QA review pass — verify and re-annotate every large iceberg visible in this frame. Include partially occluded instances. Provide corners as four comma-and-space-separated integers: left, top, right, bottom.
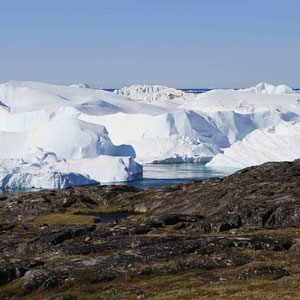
240, 82, 294, 95
78, 110, 226, 163
182, 88, 299, 114
0, 117, 137, 160
0, 150, 142, 189
208, 122, 300, 168
0, 80, 299, 190
114, 84, 196, 102
70, 83, 90, 88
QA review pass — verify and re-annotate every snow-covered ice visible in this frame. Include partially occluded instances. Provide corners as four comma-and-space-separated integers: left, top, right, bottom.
0, 80, 299, 189
70, 83, 90, 88
0, 149, 142, 189
114, 84, 196, 102
208, 122, 300, 168
240, 82, 294, 95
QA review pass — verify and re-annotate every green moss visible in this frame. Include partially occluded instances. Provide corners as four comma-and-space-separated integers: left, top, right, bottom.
1, 267, 300, 300
25, 212, 98, 225
0, 281, 27, 300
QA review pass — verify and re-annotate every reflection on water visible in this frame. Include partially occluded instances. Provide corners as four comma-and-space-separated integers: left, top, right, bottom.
101, 163, 238, 190
0, 163, 238, 194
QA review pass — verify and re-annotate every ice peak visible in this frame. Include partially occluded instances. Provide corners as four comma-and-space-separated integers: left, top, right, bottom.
114, 84, 195, 102
240, 82, 294, 95
70, 83, 90, 88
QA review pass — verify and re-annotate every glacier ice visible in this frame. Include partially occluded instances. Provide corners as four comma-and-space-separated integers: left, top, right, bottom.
240, 82, 294, 95
114, 84, 196, 102
0, 149, 142, 189
0, 80, 299, 189
208, 122, 300, 168
70, 83, 90, 88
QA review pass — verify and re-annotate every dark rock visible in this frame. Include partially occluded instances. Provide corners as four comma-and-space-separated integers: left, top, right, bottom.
23, 267, 69, 291
134, 159, 300, 233
0, 265, 26, 285
91, 273, 116, 283
0, 259, 43, 285
49, 295, 78, 300
22, 225, 96, 254
152, 214, 204, 226
0, 159, 299, 298
221, 251, 253, 267
238, 266, 290, 280
106, 287, 120, 295
230, 235, 292, 251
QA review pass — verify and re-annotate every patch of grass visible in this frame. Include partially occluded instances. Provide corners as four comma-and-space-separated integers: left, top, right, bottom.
241, 227, 300, 237
71, 269, 102, 285
4, 216, 300, 299
68, 200, 134, 214
196, 275, 300, 300
135, 190, 158, 201
25, 212, 98, 225
22, 197, 145, 225
0, 280, 28, 300
2, 267, 300, 300
45, 292, 78, 300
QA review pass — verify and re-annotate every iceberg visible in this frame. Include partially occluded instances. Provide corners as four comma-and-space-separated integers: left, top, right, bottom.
240, 82, 294, 95
0, 79, 299, 189
0, 118, 137, 160
182, 88, 300, 115
207, 122, 300, 168
0, 150, 142, 190
70, 83, 90, 88
78, 107, 299, 164
78, 110, 226, 163
114, 84, 196, 102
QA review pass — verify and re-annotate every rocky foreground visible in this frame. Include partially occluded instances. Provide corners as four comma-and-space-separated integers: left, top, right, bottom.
0, 159, 300, 299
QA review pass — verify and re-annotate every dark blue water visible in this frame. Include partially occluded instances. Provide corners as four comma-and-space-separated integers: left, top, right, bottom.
100, 163, 237, 190
104, 88, 212, 94
0, 163, 237, 194
179, 88, 212, 94
104, 88, 300, 94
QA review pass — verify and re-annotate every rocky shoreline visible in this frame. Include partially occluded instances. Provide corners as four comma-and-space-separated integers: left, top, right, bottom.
0, 159, 300, 299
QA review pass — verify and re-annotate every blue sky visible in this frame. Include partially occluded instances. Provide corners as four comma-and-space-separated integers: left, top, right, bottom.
0, 0, 299, 88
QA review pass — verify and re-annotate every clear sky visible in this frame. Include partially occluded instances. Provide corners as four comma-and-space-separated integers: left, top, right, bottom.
0, 0, 299, 88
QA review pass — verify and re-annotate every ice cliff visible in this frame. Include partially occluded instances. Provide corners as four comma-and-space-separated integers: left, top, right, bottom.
0, 80, 299, 189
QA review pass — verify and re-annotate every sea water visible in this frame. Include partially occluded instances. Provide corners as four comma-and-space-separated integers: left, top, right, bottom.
0, 163, 237, 194
100, 163, 237, 190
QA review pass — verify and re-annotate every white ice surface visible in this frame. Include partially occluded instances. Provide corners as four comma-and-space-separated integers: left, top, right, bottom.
0, 80, 299, 189
114, 84, 196, 102
0, 150, 142, 189
208, 122, 300, 168
240, 82, 294, 95
181, 89, 300, 115
69, 83, 90, 89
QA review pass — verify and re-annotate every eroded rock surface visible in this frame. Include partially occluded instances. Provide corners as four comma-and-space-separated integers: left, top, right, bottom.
238, 266, 290, 280
0, 159, 299, 297
135, 159, 300, 233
